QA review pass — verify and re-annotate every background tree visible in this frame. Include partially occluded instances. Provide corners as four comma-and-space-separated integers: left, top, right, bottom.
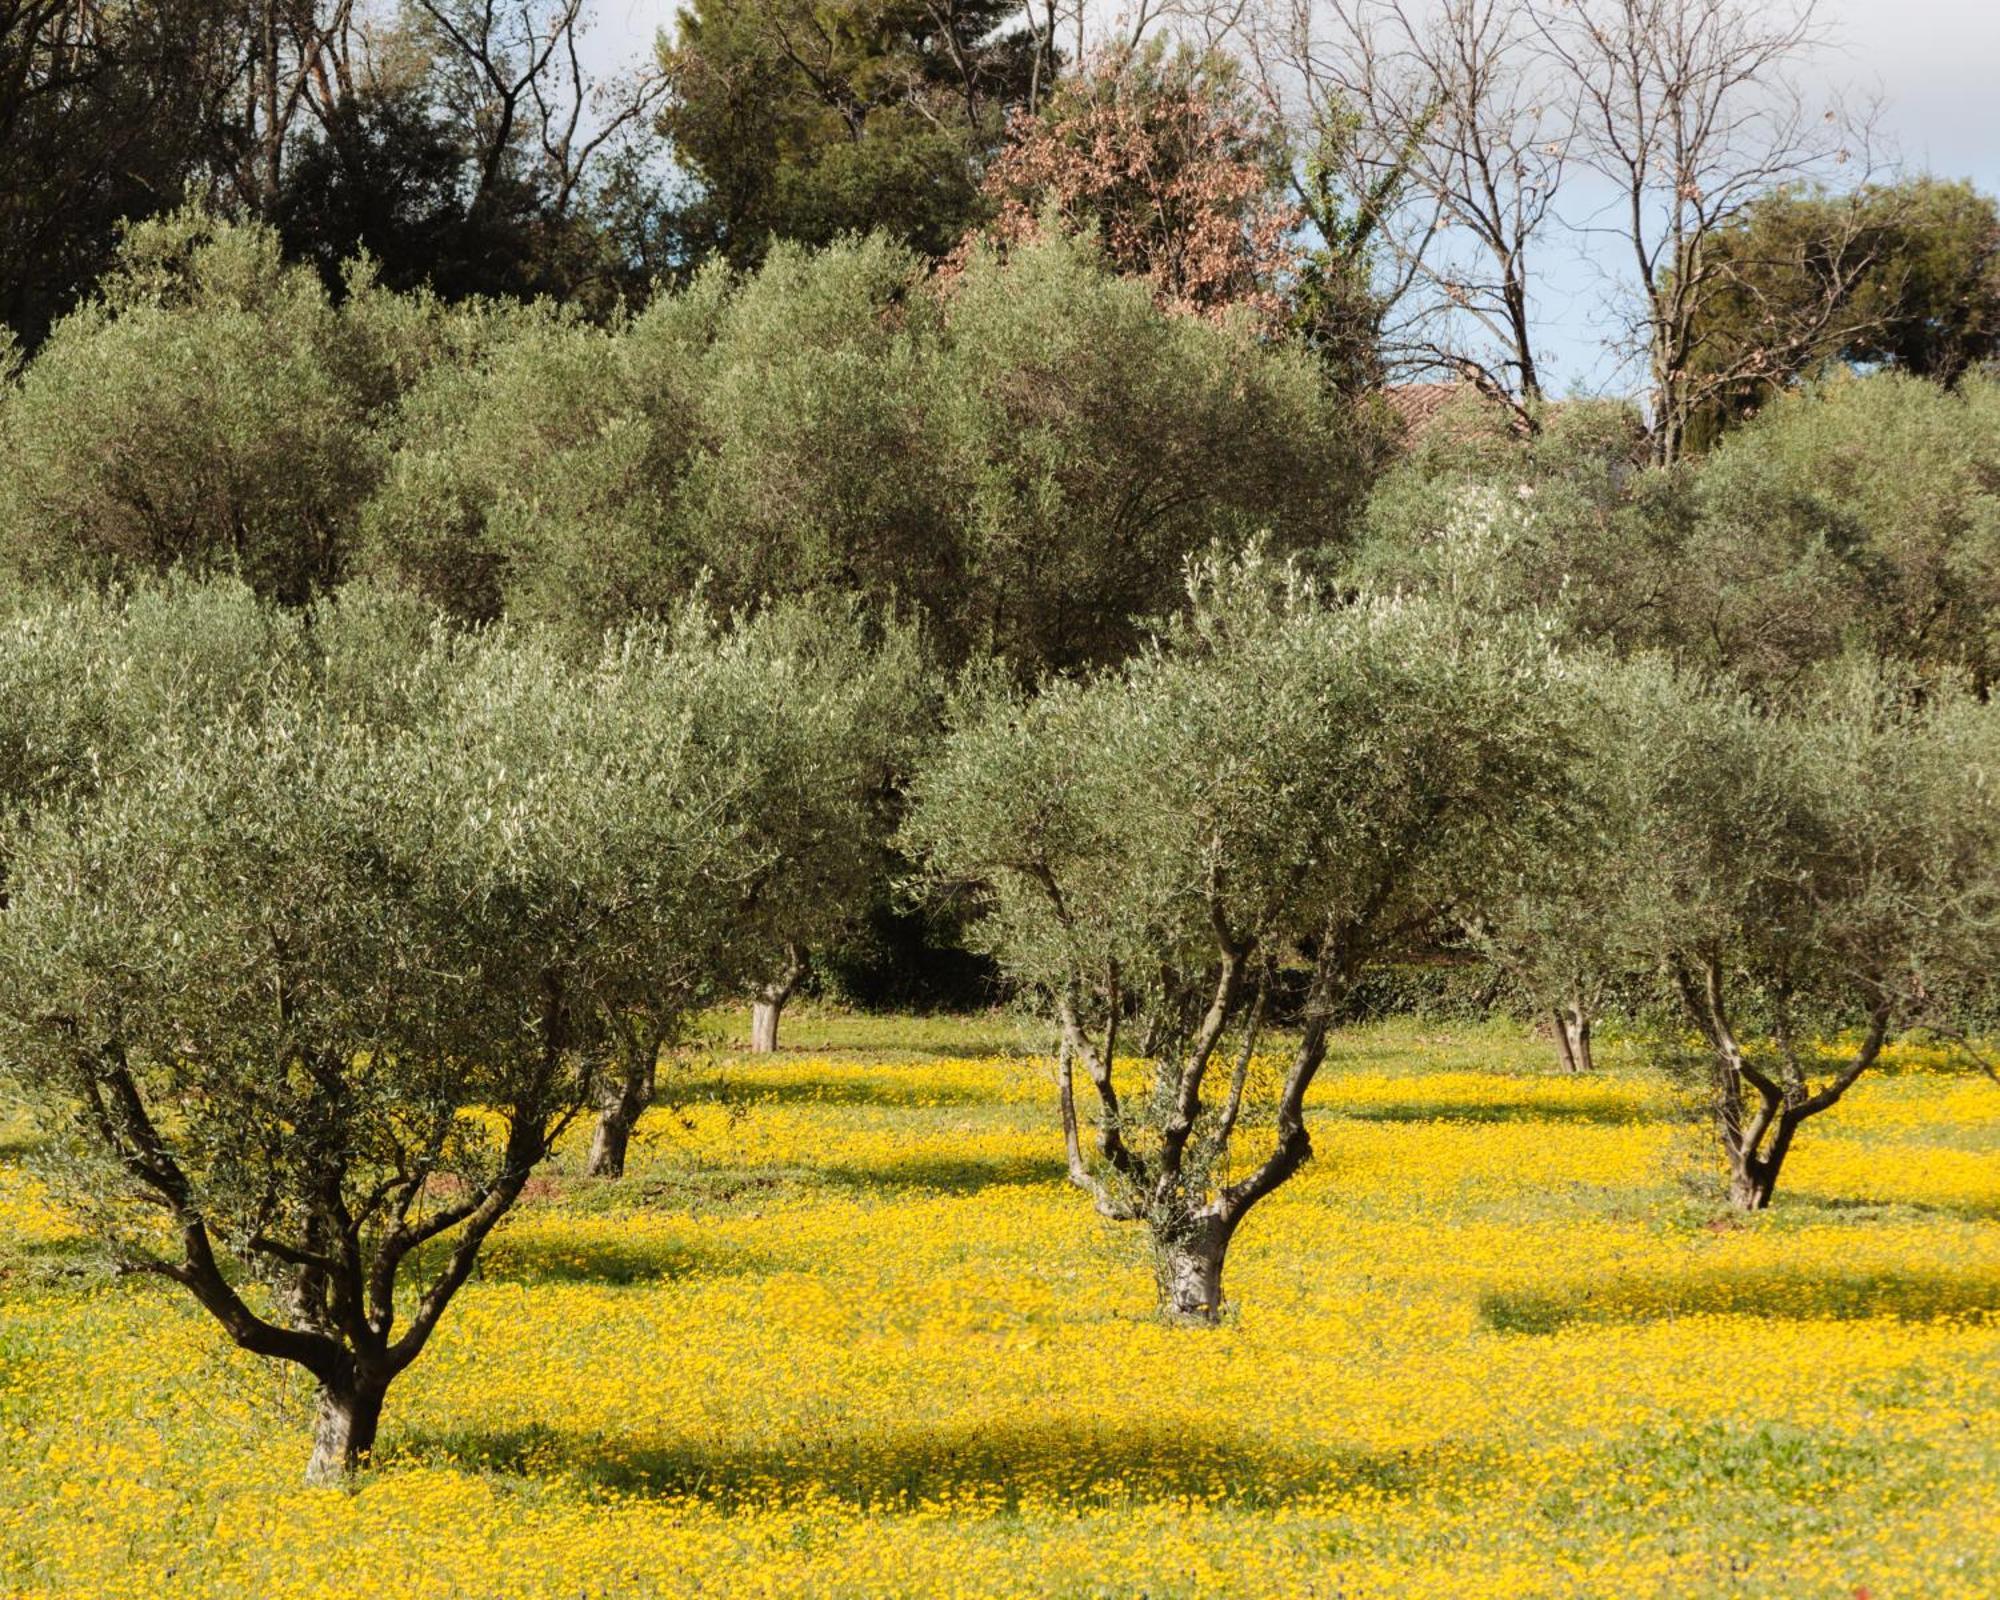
672, 234, 962, 632
1690, 373, 2000, 692
1683, 177, 2000, 445
0, 211, 444, 604
658, 0, 1038, 268
1352, 372, 2000, 699
931, 229, 1371, 671
1248, 0, 1568, 415
974, 40, 1301, 326
0, 0, 242, 349
358, 293, 708, 632
730, 603, 931, 1058
903, 551, 1571, 1319
1531, 0, 1869, 464
580, 599, 930, 1174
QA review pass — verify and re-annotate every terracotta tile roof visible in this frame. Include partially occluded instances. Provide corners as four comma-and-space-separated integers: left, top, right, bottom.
1380, 382, 1470, 435
1379, 381, 1531, 447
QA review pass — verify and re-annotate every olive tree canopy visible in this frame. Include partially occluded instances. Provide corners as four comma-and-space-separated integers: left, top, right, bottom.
904, 551, 1572, 1318
0, 597, 784, 1482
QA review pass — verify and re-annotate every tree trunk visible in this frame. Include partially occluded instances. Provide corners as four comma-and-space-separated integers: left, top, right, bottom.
585, 1053, 655, 1179
748, 945, 807, 1055
1551, 1009, 1577, 1074
1553, 1003, 1594, 1074
305, 1376, 385, 1486
749, 995, 783, 1054
585, 1107, 632, 1179
1726, 1163, 1773, 1210
1154, 1212, 1233, 1325
1725, 1112, 1799, 1211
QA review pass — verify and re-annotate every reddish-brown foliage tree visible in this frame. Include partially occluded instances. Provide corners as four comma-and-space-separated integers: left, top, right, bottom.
969, 43, 1300, 326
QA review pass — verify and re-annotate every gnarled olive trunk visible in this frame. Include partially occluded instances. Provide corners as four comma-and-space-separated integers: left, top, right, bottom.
1722, 1108, 1800, 1211
1153, 1211, 1236, 1324
585, 1105, 633, 1178
305, 1373, 388, 1486
748, 944, 807, 1055
1674, 958, 1890, 1213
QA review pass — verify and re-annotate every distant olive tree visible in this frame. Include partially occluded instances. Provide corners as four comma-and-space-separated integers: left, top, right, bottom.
1352, 374, 2000, 702
933, 230, 1374, 673
0, 212, 441, 604
904, 551, 1570, 1319
1467, 657, 1646, 1074
730, 603, 931, 1058
1692, 374, 2000, 693
1562, 656, 2000, 1208
0, 603, 773, 1482
358, 226, 1369, 683
581, 599, 929, 1173
359, 289, 716, 635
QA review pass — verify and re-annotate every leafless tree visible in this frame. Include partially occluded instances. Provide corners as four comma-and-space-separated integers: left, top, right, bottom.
412, 0, 666, 223
1529, 0, 1874, 462
1245, 0, 1570, 420
225, 0, 373, 216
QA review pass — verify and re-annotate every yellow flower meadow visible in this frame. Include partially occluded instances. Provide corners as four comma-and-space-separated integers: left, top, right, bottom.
1, 1022, 1995, 1599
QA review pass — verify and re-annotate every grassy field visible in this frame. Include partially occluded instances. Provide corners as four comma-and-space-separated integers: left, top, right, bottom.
2, 1012, 1997, 1598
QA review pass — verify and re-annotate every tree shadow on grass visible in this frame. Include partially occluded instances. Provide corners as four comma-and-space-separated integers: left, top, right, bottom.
1481, 1264, 2000, 1334
1786, 1190, 2000, 1225
390, 1415, 1472, 1515
1324, 1098, 1665, 1128
478, 1233, 776, 1288
677, 1074, 1009, 1112
819, 1152, 1066, 1198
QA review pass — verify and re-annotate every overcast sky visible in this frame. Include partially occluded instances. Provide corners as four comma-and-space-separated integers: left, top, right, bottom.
1821, 0, 2000, 189
593, 0, 2000, 394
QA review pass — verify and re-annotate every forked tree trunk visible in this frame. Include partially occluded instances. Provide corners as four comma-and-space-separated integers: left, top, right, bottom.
1154, 1211, 1235, 1324
585, 1052, 656, 1179
305, 1375, 386, 1486
1552, 1002, 1594, 1074
1723, 1109, 1801, 1211
748, 945, 807, 1055
1726, 1160, 1774, 1211
1672, 958, 1892, 1215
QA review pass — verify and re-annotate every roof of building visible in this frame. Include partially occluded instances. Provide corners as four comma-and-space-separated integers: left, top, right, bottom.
1380, 382, 1471, 435
1379, 381, 1533, 447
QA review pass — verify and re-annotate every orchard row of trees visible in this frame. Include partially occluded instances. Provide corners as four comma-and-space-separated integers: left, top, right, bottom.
0, 211, 1365, 664
4, 0, 2000, 1491
8, 0, 2000, 454
4, 537, 1997, 1478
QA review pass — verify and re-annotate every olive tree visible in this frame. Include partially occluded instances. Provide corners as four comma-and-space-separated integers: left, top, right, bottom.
359, 291, 716, 636
677, 228, 1373, 676
903, 552, 1571, 1319
1691, 374, 2000, 692
728, 603, 930, 1058
0, 212, 437, 604
0, 620, 767, 1483
0, 580, 305, 876
580, 599, 929, 1172
1584, 657, 1999, 1208
932, 230, 1374, 674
